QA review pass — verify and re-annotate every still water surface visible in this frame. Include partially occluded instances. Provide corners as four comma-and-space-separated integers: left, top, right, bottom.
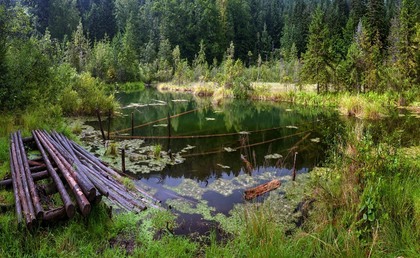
87, 90, 342, 214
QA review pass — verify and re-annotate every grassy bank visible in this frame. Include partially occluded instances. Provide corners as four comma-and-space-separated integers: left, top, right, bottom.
0, 90, 419, 257
205, 122, 420, 257
157, 81, 420, 120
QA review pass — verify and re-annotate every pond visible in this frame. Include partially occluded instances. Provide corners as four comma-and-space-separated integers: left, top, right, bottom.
84, 89, 343, 233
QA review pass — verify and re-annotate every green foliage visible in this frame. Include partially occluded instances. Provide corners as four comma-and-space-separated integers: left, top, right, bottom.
301, 6, 333, 93
153, 144, 162, 159
66, 21, 91, 73
48, 0, 80, 40
57, 69, 117, 115
106, 142, 118, 156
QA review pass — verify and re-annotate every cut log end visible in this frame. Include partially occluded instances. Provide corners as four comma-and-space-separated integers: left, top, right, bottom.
66, 204, 76, 219
80, 204, 92, 217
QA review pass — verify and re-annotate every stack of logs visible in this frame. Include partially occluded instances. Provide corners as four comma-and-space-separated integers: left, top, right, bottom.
4, 130, 159, 228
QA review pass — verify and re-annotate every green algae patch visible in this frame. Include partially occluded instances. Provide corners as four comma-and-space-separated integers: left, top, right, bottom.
165, 173, 313, 235
76, 125, 188, 174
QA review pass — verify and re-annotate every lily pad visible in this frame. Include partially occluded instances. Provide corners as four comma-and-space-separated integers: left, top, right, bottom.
217, 164, 230, 169
224, 147, 236, 153
153, 124, 168, 127
264, 153, 283, 160
123, 103, 147, 109
184, 145, 196, 150
310, 138, 321, 143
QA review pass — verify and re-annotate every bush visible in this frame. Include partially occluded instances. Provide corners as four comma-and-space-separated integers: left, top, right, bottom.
57, 71, 117, 115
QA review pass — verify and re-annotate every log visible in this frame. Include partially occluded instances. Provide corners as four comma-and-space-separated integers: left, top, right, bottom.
28, 160, 44, 167
30, 164, 47, 173
9, 137, 22, 225
43, 207, 67, 221
17, 131, 44, 219
11, 133, 35, 227
34, 130, 90, 216
32, 131, 75, 219
0, 170, 49, 188
71, 142, 160, 204
22, 136, 34, 143
244, 179, 281, 200
47, 132, 96, 201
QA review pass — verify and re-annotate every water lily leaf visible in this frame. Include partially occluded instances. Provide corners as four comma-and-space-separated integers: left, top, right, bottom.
264, 153, 283, 160
184, 145, 196, 150
151, 99, 167, 104
310, 138, 320, 143
224, 147, 236, 152
217, 163, 230, 169
123, 103, 147, 109
148, 103, 166, 106
153, 124, 168, 127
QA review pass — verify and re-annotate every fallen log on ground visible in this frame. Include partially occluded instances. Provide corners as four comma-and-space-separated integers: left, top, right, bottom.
244, 179, 281, 200
33, 131, 75, 219
0, 170, 49, 188
5, 129, 160, 228
16, 131, 43, 219
9, 138, 22, 225
10, 132, 36, 228
34, 130, 91, 216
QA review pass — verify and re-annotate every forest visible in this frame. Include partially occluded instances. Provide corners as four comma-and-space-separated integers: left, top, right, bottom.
1, 0, 419, 113
0, 1, 420, 257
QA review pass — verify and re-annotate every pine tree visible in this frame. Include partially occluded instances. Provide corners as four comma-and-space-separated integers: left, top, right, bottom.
193, 40, 209, 81
0, 6, 9, 109
301, 7, 332, 93
397, 0, 419, 87
280, 0, 310, 58
366, 0, 387, 47
48, 0, 80, 40
66, 21, 90, 72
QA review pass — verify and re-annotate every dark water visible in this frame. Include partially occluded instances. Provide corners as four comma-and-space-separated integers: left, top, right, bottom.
88, 90, 340, 196
85, 89, 357, 234
86, 89, 420, 234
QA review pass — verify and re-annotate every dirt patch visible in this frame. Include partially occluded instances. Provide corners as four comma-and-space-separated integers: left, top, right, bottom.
108, 231, 137, 255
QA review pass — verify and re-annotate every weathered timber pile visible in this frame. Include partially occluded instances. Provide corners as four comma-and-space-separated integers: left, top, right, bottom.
4, 130, 159, 228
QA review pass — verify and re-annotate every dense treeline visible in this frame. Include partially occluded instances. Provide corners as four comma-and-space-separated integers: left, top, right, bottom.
0, 0, 419, 111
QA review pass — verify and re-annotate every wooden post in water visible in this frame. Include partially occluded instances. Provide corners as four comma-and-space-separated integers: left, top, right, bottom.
121, 148, 126, 174
167, 112, 171, 138
107, 109, 112, 140
292, 152, 298, 181
96, 109, 106, 141
131, 112, 134, 136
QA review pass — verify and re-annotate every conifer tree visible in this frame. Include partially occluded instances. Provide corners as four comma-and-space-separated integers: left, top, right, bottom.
0, 6, 9, 109
301, 7, 332, 93
397, 0, 419, 87
66, 21, 90, 72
